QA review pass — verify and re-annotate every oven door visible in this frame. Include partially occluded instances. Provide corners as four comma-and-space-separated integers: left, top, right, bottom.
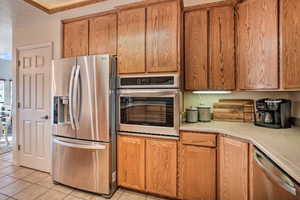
117, 89, 181, 136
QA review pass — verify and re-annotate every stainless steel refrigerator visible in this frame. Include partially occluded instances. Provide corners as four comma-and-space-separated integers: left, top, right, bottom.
51, 55, 117, 196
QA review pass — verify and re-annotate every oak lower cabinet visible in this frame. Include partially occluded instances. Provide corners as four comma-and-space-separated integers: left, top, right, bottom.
219, 136, 249, 200
179, 145, 216, 200
146, 139, 177, 198
280, 0, 300, 89
184, 6, 235, 91
117, 135, 177, 198
117, 135, 145, 191
179, 132, 217, 200
63, 20, 89, 58
237, 0, 278, 90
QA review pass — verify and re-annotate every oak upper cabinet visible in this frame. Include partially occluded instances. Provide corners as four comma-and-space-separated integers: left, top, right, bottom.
237, 0, 278, 90
63, 20, 89, 58
185, 10, 209, 90
210, 6, 235, 90
280, 0, 300, 89
117, 135, 145, 191
184, 6, 235, 91
146, 139, 177, 198
118, 8, 146, 74
89, 14, 117, 55
179, 143, 216, 200
219, 136, 249, 200
147, 1, 179, 73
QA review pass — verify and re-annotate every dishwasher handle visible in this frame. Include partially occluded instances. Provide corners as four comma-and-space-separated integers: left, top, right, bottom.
254, 150, 297, 196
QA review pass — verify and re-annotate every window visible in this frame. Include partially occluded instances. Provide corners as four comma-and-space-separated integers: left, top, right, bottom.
0, 80, 4, 103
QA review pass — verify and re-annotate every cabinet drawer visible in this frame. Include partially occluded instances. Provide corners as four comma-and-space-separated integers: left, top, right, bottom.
181, 132, 217, 147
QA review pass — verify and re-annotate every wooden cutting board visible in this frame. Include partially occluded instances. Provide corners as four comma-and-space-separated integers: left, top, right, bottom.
213, 99, 254, 122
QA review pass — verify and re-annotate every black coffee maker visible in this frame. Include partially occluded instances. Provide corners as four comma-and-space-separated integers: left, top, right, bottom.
255, 98, 292, 129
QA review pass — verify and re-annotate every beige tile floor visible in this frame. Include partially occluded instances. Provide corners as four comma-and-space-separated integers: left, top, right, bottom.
0, 152, 169, 200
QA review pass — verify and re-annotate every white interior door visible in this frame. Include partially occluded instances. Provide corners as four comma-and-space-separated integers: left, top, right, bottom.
18, 44, 52, 172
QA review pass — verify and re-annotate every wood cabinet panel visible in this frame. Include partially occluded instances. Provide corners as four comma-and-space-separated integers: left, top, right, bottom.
146, 138, 177, 198
219, 136, 249, 200
118, 8, 146, 74
184, 10, 209, 90
210, 6, 235, 90
147, 1, 178, 73
237, 0, 278, 90
89, 14, 117, 55
179, 144, 216, 200
117, 135, 145, 190
280, 0, 300, 89
63, 20, 89, 58
181, 132, 216, 147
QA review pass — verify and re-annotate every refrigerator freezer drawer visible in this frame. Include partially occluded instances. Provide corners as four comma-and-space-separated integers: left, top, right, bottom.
52, 137, 113, 195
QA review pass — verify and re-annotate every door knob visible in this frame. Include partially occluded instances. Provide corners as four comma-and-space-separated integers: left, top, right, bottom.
41, 115, 49, 120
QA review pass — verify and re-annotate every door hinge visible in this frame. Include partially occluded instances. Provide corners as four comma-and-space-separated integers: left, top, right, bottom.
18, 60, 21, 67
17, 102, 21, 108
18, 145, 21, 151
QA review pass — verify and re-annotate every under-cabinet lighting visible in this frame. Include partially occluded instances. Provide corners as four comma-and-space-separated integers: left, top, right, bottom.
192, 91, 232, 94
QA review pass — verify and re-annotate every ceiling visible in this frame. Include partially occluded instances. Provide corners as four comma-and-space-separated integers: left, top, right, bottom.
0, 0, 222, 61
24, 0, 108, 13
30, 0, 99, 9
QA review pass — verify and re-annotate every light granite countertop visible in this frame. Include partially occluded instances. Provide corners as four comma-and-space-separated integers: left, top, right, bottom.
180, 121, 300, 184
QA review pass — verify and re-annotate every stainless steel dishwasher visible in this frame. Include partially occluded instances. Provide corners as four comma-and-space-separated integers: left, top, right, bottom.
252, 147, 300, 200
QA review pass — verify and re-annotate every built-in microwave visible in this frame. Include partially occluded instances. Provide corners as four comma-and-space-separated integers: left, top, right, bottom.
117, 74, 181, 137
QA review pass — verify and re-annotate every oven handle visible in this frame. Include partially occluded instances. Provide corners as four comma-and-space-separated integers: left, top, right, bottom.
254, 150, 297, 196
118, 90, 180, 97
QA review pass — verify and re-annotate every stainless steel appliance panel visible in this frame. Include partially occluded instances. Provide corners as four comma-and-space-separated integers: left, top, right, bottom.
52, 137, 112, 195
52, 58, 77, 138
252, 148, 299, 200
75, 55, 115, 142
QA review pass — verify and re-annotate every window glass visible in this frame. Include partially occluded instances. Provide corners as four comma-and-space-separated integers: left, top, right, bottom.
0, 80, 4, 103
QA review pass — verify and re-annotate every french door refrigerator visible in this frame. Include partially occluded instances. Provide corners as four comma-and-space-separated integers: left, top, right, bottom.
51, 55, 117, 196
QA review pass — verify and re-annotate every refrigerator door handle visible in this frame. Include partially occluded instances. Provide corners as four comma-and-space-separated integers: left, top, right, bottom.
68, 65, 77, 130
53, 138, 106, 150
73, 65, 81, 130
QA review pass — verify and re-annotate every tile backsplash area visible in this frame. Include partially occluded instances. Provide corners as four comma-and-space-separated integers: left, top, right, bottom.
184, 91, 300, 119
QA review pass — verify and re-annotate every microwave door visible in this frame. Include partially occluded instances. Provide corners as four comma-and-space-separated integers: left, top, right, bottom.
52, 57, 77, 138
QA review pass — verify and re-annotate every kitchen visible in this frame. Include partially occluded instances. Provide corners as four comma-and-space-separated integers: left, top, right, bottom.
0, 0, 300, 200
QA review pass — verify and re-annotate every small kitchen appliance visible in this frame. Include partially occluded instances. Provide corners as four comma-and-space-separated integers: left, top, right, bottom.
254, 98, 292, 129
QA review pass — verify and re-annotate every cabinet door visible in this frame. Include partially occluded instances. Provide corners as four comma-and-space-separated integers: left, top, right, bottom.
63, 20, 89, 58
89, 14, 117, 55
210, 6, 235, 90
146, 139, 177, 198
180, 145, 216, 200
147, 1, 178, 73
280, 0, 300, 89
185, 10, 209, 90
237, 0, 278, 90
117, 135, 145, 190
118, 8, 146, 74
219, 136, 249, 200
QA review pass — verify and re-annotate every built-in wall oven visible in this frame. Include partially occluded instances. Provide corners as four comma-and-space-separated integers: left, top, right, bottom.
117, 74, 181, 137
